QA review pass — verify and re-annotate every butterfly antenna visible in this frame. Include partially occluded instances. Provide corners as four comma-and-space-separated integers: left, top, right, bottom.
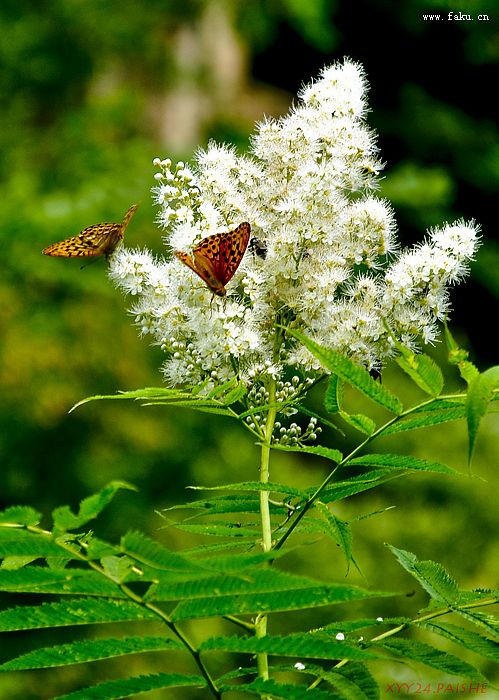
80, 258, 102, 271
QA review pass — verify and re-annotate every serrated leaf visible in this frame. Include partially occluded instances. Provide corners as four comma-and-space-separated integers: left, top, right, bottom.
325, 662, 379, 700
325, 375, 342, 414
0, 635, 183, 671
0, 506, 41, 527
173, 522, 259, 538
201, 632, 384, 661
101, 556, 135, 583
453, 609, 499, 640
147, 569, 332, 603
70, 386, 235, 417
271, 444, 343, 464
416, 621, 499, 662
200, 550, 285, 572
0, 567, 126, 597
318, 470, 402, 503
376, 638, 486, 681
52, 482, 136, 532
289, 331, 403, 414
1, 556, 39, 570
186, 481, 307, 498
444, 323, 479, 384
173, 583, 393, 621
299, 662, 377, 700
0, 530, 67, 558
53, 673, 205, 699
387, 546, 459, 603
381, 404, 466, 436
395, 350, 444, 397
466, 366, 499, 463
315, 502, 353, 569
164, 493, 263, 517
349, 453, 458, 475
120, 531, 205, 573
0, 598, 156, 631
228, 678, 340, 699
340, 411, 376, 435
222, 383, 247, 405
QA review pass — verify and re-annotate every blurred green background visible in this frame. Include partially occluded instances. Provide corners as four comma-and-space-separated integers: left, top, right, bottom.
1, 0, 498, 697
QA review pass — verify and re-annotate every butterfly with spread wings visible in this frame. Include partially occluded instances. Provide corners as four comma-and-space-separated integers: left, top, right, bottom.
175, 222, 251, 297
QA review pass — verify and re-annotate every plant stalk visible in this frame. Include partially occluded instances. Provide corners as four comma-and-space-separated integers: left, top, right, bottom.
255, 378, 277, 685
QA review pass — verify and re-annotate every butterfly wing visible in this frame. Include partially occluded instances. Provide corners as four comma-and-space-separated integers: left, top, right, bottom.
175, 247, 226, 296
175, 222, 250, 296
217, 222, 251, 285
42, 204, 138, 258
42, 223, 122, 257
192, 222, 251, 284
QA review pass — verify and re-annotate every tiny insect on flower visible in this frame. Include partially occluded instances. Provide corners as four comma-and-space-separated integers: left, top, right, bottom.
174, 222, 250, 297
42, 204, 138, 259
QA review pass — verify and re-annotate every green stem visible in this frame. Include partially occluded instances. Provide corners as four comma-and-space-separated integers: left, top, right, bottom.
273, 393, 465, 551
255, 378, 278, 686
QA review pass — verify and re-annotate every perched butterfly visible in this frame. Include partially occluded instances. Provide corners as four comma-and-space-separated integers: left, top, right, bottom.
175, 222, 251, 297
42, 204, 138, 259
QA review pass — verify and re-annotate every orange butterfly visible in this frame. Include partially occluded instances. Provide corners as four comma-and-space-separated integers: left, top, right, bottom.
175, 222, 251, 297
42, 204, 138, 259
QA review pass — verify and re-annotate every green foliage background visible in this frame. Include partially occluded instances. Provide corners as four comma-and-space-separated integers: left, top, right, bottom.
1, 1, 497, 697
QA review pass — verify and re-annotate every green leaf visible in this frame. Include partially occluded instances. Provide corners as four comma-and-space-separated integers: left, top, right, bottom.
71, 387, 235, 417
376, 638, 486, 681
222, 382, 247, 405
0, 506, 41, 527
349, 453, 458, 475
172, 583, 393, 621
186, 481, 307, 498
270, 444, 343, 464
0, 598, 156, 631
339, 411, 376, 436
395, 350, 444, 397
0, 566, 127, 597
101, 556, 135, 583
0, 530, 67, 559
381, 401, 466, 436
315, 502, 353, 570
444, 323, 480, 385
147, 569, 335, 603
228, 678, 340, 699
318, 470, 402, 503
416, 621, 499, 662
324, 375, 342, 413
387, 546, 460, 603
120, 531, 206, 573
298, 662, 378, 700
453, 610, 499, 640
466, 366, 499, 462
289, 331, 403, 414
53, 673, 205, 699
172, 522, 259, 538
0, 635, 183, 671
201, 632, 384, 661
1, 556, 39, 570
199, 550, 285, 572
52, 482, 136, 532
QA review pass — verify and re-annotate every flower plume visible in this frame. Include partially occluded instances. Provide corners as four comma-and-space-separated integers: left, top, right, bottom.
109, 58, 480, 390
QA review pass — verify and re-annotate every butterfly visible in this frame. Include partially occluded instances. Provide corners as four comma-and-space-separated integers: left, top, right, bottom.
42, 204, 138, 259
175, 222, 251, 297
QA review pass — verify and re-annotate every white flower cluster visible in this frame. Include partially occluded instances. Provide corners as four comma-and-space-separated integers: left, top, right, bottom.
109, 59, 480, 390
